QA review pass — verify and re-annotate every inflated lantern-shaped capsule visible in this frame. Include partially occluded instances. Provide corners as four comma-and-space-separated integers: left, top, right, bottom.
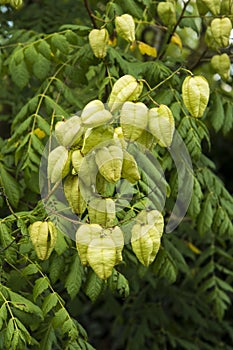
89, 28, 109, 59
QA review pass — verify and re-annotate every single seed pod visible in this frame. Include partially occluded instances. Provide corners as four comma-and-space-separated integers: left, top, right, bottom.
121, 149, 140, 183
87, 236, 117, 279
108, 75, 143, 112
89, 28, 109, 59
48, 146, 70, 183
64, 175, 86, 215
157, 2, 176, 27
205, 18, 232, 49
81, 125, 114, 155
95, 145, 123, 183
29, 221, 57, 260
76, 224, 102, 265
136, 209, 164, 237
131, 224, 161, 267
88, 197, 116, 228
109, 226, 124, 264
120, 101, 148, 141
115, 14, 135, 43
182, 75, 210, 118
81, 100, 112, 128
148, 104, 175, 147
211, 53, 231, 81
55, 116, 84, 147
72, 150, 84, 173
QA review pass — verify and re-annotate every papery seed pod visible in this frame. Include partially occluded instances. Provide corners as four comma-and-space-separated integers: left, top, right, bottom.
78, 152, 98, 190
131, 224, 161, 267
148, 104, 175, 147
81, 100, 112, 128
81, 125, 114, 155
88, 197, 116, 228
182, 75, 210, 118
120, 101, 148, 141
136, 129, 156, 149
205, 18, 232, 49
87, 236, 117, 279
64, 175, 86, 215
198, 0, 220, 15
48, 146, 70, 183
72, 150, 84, 173
95, 145, 123, 183
76, 224, 102, 265
121, 150, 140, 183
29, 221, 57, 260
115, 14, 135, 43
89, 28, 109, 59
108, 75, 143, 112
55, 116, 84, 147
211, 53, 231, 81
136, 209, 164, 237
110, 226, 124, 264
157, 2, 176, 27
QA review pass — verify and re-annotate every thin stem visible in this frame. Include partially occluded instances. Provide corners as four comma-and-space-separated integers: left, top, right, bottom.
84, 0, 97, 28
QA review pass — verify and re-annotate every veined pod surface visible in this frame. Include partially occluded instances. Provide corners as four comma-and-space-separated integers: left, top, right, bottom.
211, 54, 231, 80
198, 0, 220, 15
95, 144, 123, 183
205, 18, 232, 49
81, 100, 112, 128
148, 104, 175, 147
48, 146, 70, 183
136, 209, 164, 237
55, 116, 84, 147
108, 75, 143, 112
64, 175, 86, 215
81, 125, 114, 155
87, 236, 117, 279
89, 28, 109, 59
72, 149, 84, 173
88, 197, 116, 228
121, 149, 141, 183
109, 226, 124, 264
115, 14, 135, 43
182, 75, 210, 118
157, 2, 176, 27
76, 224, 102, 266
78, 152, 98, 190
29, 221, 57, 260
131, 224, 161, 267
120, 101, 148, 141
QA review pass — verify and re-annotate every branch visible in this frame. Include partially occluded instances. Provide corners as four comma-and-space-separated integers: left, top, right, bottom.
84, 0, 97, 28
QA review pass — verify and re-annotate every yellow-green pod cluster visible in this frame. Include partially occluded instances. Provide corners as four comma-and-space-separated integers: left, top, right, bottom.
115, 14, 135, 43
108, 75, 143, 112
182, 75, 210, 118
29, 221, 57, 260
89, 28, 109, 59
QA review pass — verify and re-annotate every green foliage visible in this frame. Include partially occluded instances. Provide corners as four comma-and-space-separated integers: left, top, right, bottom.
0, 0, 233, 349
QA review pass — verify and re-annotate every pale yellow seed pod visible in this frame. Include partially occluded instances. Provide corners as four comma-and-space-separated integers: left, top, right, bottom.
211, 53, 231, 81
95, 145, 123, 183
108, 75, 143, 112
64, 175, 86, 215
115, 14, 135, 43
199, 0, 220, 15
120, 101, 148, 141
108, 226, 124, 264
48, 146, 69, 183
76, 224, 102, 266
29, 221, 57, 260
206, 17, 232, 49
148, 104, 175, 147
157, 2, 176, 27
55, 116, 84, 147
87, 236, 117, 279
88, 197, 116, 228
136, 209, 164, 237
81, 100, 112, 128
182, 75, 210, 118
72, 150, 84, 173
121, 149, 141, 183
89, 28, 109, 59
